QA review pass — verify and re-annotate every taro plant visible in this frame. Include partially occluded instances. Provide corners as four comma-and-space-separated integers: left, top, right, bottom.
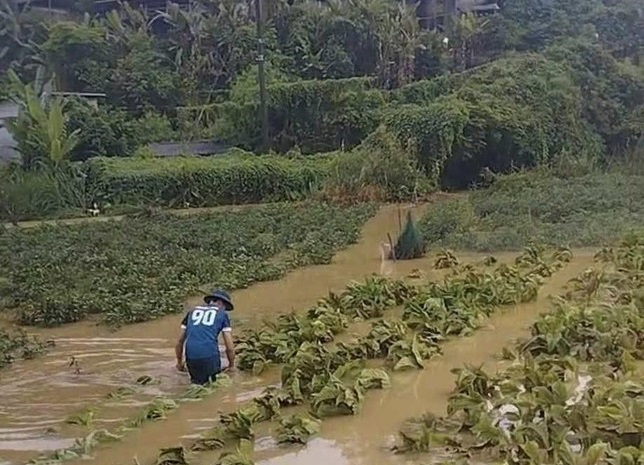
386, 335, 435, 371
392, 234, 644, 463
309, 361, 392, 417
1, 203, 377, 327
0, 328, 47, 369
276, 413, 322, 444
156, 447, 188, 465
434, 250, 459, 269
219, 405, 265, 440
215, 439, 255, 465
5, 70, 80, 170
127, 398, 178, 427
65, 408, 95, 427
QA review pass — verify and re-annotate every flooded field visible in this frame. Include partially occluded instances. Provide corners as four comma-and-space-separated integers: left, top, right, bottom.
0, 203, 599, 465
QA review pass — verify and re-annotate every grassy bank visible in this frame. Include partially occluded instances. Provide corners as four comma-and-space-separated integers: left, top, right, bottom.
0, 202, 377, 327
419, 170, 644, 251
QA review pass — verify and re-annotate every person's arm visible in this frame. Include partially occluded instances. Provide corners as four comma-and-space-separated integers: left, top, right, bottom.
175, 313, 188, 371
221, 313, 235, 370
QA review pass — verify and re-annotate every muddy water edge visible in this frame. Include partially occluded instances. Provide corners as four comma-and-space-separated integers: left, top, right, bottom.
0, 203, 426, 464
63, 249, 596, 465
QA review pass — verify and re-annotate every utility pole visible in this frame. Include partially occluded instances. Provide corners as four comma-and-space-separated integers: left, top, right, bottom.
255, 0, 269, 152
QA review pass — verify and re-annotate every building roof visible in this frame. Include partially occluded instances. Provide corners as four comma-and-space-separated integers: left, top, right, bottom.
149, 140, 231, 157
0, 101, 19, 120
0, 126, 19, 164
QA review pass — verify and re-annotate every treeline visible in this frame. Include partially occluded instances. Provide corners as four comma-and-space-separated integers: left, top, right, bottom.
0, 0, 642, 197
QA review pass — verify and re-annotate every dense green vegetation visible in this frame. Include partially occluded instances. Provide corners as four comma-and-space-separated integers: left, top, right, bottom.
394, 233, 643, 464
1, 0, 642, 212
419, 170, 644, 251
84, 154, 331, 208
0, 202, 376, 327
1, 152, 328, 222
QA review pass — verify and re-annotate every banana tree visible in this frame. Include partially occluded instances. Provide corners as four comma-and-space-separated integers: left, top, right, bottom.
450, 13, 489, 71
5, 70, 79, 170
0, 0, 41, 75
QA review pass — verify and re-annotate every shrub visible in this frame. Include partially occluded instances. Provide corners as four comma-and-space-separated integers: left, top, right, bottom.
0, 164, 95, 222
321, 126, 432, 202
65, 98, 140, 161
419, 170, 644, 251
84, 153, 334, 209
214, 77, 386, 153
387, 54, 605, 189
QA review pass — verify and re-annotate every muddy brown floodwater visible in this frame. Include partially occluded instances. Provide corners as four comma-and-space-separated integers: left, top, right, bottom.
0, 202, 597, 465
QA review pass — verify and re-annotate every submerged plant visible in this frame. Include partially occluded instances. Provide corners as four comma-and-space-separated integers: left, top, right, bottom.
276, 413, 321, 444
386, 335, 434, 371
65, 408, 95, 427
434, 250, 459, 269
220, 405, 265, 440
127, 398, 178, 427
215, 439, 255, 465
156, 447, 188, 465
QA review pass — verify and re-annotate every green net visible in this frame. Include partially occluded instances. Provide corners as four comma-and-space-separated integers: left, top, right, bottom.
393, 211, 425, 260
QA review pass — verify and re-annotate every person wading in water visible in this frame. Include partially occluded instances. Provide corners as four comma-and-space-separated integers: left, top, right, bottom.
175, 289, 235, 385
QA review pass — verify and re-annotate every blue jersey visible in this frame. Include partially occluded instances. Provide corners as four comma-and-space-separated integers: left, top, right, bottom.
181, 304, 232, 360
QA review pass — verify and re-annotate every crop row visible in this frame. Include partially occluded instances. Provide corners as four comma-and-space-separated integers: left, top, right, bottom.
393, 233, 643, 464
145, 246, 572, 465
0, 202, 376, 328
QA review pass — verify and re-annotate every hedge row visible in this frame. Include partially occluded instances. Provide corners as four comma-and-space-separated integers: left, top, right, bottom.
84, 152, 335, 208
186, 77, 385, 154
0, 152, 339, 222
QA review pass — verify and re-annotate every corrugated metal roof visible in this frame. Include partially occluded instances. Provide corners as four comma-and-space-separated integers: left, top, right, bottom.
0, 126, 19, 163
149, 140, 231, 157
0, 102, 19, 120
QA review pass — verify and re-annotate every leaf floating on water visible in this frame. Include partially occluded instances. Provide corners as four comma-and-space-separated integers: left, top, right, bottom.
106, 386, 137, 399
136, 375, 154, 385
276, 413, 321, 444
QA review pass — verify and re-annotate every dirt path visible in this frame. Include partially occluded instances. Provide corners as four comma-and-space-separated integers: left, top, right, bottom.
0, 203, 428, 464
2, 203, 293, 230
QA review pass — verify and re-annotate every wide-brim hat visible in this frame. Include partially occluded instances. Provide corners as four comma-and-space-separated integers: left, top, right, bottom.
204, 289, 234, 311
